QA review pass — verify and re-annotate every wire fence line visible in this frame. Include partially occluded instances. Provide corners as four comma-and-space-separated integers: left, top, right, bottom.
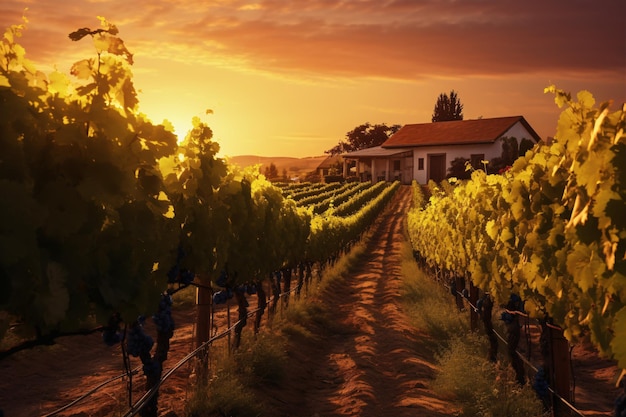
123, 284, 304, 417
446, 281, 587, 417
41, 280, 306, 417
41, 264, 592, 417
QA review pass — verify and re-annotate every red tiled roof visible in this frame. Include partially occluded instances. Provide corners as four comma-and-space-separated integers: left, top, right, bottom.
381, 116, 541, 148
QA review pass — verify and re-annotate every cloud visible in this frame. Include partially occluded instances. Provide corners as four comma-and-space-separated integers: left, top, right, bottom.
2, 0, 624, 82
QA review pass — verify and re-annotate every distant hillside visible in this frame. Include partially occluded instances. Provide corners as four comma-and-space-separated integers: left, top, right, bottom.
226, 155, 329, 179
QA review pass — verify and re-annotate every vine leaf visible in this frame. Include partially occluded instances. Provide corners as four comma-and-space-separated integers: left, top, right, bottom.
612, 307, 626, 368
68, 27, 93, 41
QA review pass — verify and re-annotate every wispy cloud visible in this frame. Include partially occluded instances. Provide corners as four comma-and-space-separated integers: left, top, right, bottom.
3, 0, 624, 80
1, 0, 624, 157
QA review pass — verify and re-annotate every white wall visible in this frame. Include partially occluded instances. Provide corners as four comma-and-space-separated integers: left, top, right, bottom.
411, 143, 498, 184
503, 122, 537, 142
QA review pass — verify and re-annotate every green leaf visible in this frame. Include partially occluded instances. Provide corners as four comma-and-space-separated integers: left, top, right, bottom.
611, 307, 626, 368
576, 90, 596, 109
70, 59, 93, 80
566, 243, 605, 292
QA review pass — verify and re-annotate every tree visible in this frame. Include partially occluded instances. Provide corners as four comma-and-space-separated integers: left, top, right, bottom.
432, 90, 464, 122
447, 157, 472, 180
325, 122, 401, 155
263, 163, 279, 180
488, 136, 524, 174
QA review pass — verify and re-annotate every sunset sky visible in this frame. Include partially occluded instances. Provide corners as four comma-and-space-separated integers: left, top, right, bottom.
1, 1, 625, 158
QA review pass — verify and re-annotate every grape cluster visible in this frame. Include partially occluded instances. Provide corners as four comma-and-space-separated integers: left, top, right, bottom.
475, 297, 484, 314
167, 264, 180, 284
126, 318, 154, 357
212, 289, 233, 305
152, 294, 175, 334
500, 311, 515, 324
501, 293, 525, 323
532, 366, 550, 400
179, 269, 195, 285
243, 284, 257, 295
167, 245, 195, 285
102, 313, 123, 346
216, 269, 229, 287
448, 279, 456, 296
142, 359, 162, 379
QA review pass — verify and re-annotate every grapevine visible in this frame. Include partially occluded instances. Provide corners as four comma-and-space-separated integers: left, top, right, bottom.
0, 16, 403, 416
407, 87, 626, 368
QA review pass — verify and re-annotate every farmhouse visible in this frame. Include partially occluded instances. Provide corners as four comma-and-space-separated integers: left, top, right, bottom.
316, 154, 343, 179
341, 116, 542, 184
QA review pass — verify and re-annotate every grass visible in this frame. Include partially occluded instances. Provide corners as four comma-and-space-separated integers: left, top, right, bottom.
433, 334, 545, 417
186, 332, 286, 416
186, 372, 263, 417
187, 227, 543, 417
233, 332, 287, 386
398, 240, 546, 417
401, 248, 467, 346
184, 239, 371, 416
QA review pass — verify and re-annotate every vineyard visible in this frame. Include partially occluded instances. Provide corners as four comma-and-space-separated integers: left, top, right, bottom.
407, 88, 626, 413
1, 16, 625, 417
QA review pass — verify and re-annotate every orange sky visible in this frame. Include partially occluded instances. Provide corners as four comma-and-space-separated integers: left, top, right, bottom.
1, 1, 625, 158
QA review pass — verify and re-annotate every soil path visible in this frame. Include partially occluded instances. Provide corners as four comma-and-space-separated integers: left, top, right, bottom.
260, 185, 620, 417
263, 185, 455, 416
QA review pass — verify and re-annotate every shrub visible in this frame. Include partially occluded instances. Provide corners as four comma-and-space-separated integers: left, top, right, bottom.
186, 372, 263, 417
434, 334, 545, 417
234, 333, 287, 385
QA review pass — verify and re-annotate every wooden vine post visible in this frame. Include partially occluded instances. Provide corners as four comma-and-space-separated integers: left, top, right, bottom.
195, 279, 212, 382
544, 322, 572, 416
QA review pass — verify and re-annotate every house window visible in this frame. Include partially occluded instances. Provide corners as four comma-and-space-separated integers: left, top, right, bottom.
418, 158, 424, 170
393, 160, 401, 171
470, 154, 485, 170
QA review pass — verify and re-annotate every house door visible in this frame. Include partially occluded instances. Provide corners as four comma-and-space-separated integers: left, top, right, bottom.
428, 154, 446, 183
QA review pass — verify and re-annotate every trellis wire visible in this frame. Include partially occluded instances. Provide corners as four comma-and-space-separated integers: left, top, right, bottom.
449, 284, 586, 417
42, 283, 302, 417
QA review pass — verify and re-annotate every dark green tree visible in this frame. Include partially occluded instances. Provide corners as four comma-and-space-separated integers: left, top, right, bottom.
447, 157, 471, 180
264, 162, 279, 180
325, 122, 401, 155
519, 138, 535, 156
432, 90, 464, 122
489, 137, 526, 174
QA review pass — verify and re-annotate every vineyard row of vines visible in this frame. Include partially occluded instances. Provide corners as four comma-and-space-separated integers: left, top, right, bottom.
406, 90, 625, 410
0, 18, 401, 416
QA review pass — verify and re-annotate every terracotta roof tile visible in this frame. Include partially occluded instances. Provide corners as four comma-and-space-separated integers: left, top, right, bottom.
382, 116, 540, 148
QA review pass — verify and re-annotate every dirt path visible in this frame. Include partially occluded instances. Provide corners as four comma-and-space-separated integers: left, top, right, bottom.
259, 186, 620, 417
262, 186, 455, 417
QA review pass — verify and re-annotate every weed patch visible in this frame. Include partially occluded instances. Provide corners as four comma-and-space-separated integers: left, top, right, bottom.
399, 240, 545, 417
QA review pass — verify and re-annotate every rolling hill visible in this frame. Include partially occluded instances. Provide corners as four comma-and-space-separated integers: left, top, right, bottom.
226, 155, 329, 180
